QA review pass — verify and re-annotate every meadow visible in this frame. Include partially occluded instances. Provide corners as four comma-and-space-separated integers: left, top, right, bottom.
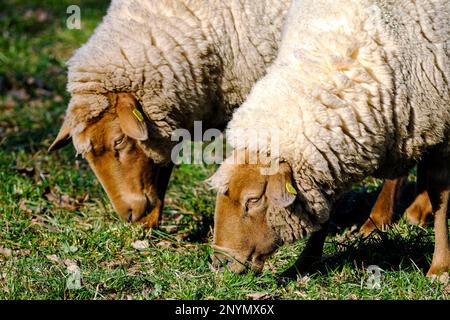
0, 0, 448, 300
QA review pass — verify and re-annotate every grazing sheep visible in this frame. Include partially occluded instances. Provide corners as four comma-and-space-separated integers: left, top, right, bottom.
49, 0, 292, 226
210, 0, 450, 276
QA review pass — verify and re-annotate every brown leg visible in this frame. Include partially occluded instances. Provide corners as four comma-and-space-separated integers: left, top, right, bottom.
281, 222, 329, 277
426, 155, 450, 276
360, 178, 406, 237
405, 161, 433, 226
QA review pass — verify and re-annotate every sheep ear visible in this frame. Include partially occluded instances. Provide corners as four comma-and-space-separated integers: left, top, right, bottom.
266, 162, 296, 208
116, 93, 148, 141
206, 163, 232, 195
48, 119, 72, 152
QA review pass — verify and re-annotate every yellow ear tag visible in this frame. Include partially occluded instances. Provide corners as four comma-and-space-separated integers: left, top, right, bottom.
132, 108, 144, 122
285, 182, 297, 195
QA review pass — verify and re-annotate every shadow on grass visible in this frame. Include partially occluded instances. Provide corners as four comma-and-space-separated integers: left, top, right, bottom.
321, 226, 435, 274
329, 181, 418, 234
276, 181, 439, 278
1, 127, 55, 153
277, 223, 435, 281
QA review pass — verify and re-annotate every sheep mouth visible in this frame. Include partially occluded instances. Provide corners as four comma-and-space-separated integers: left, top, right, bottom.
210, 245, 276, 274
210, 245, 251, 273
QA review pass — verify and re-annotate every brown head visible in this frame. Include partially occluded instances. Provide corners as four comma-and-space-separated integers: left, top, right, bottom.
209, 160, 299, 273
49, 93, 173, 227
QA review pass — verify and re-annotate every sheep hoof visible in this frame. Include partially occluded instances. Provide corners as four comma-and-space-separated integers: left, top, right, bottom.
359, 221, 376, 237
427, 251, 450, 278
359, 218, 390, 237
404, 193, 432, 227
427, 265, 450, 278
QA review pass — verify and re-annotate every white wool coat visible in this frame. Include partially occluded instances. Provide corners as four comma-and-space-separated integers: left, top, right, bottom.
64, 0, 292, 161
222, 0, 450, 239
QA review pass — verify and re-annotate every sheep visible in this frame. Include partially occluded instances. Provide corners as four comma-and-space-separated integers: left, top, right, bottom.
49, 0, 293, 226
209, 0, 450, 276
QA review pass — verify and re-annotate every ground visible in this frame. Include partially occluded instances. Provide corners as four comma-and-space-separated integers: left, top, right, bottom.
0, 0, 449, 300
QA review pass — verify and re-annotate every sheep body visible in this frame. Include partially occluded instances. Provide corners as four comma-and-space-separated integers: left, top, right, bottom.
65, 0, 291, 160
220, 0, 450, 241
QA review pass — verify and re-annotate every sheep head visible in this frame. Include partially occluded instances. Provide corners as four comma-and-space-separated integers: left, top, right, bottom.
49, 92, 172, 228
209, 155, 319, 273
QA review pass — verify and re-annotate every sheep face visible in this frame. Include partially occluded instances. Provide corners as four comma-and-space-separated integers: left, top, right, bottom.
210, 162, 296, 273
49, 93, 172, 228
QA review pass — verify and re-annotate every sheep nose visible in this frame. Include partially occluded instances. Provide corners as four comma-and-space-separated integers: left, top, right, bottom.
118, 195, 149, 222
125, 208, 145, 222
130, 204, 147, 222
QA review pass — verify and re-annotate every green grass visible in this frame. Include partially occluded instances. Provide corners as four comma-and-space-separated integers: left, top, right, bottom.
0, 0, 449, 300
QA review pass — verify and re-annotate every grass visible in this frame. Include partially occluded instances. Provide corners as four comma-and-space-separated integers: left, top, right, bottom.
0, 0, 449, 300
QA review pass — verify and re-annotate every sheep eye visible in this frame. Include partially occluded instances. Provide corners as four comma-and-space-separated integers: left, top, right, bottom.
113, 135, 126, 150
245, 197, 261, 212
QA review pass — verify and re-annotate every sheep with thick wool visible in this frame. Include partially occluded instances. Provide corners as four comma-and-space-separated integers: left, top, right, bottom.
63, 0, 292, 157
50, 0, 292, 225
210, 0, 450, 276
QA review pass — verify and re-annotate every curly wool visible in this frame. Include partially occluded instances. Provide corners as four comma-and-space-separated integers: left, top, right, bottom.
267, 203, 321, 244
221, 0, 450, 243
63, 0, 291, 159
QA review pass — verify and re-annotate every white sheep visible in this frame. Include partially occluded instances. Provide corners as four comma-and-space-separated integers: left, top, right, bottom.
210, 0, 450, 276
49, 0, 292, 226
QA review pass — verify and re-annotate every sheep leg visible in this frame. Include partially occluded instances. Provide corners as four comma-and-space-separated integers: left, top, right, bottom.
426, 155, 450, 276
360, 177, 405, 237
280, 222, 329, 277
405, 161, 432, 226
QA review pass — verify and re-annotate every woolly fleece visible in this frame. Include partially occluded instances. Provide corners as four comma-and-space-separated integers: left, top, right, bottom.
212, 0, 450, 242
63, 0, 291, 161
